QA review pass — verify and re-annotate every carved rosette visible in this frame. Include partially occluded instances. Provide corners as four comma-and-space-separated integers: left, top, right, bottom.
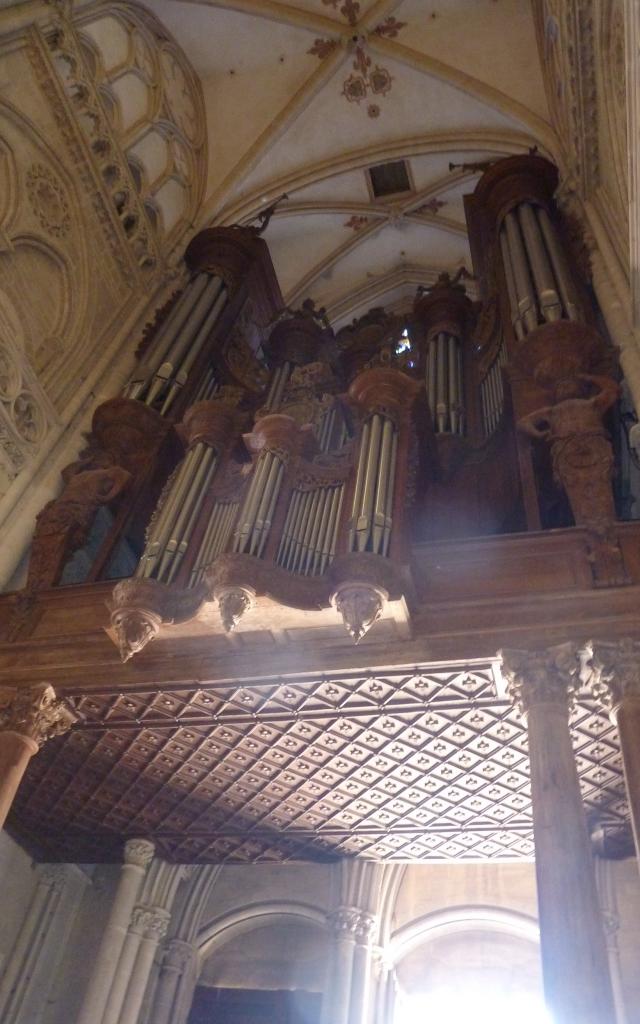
124, 837, 155, 869
214, 584, 256, 633
0, 683, 77, 747
500, 643, 579, 717
588, 639, 640, 718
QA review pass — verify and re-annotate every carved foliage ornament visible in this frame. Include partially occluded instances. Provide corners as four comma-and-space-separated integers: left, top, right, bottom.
589, 638, 640, 714
124, 837, 155, 868
0, 683, 77, 746
499, 643, 579, 716
26, 164, 71, 238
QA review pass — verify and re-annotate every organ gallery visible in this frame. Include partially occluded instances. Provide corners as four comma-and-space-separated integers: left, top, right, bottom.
0, 2, 639, 1023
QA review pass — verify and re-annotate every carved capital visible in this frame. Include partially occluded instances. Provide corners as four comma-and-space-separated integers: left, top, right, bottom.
354, 911, 378, 946
39, 863, 69, 894
589, 639, 640, 716
131, 904, 170, 941
329, 906, 361, 937
500, 643, 579, 716
163, 938, 197, 972
0, 683, 76, 747
124, 838, 155, 869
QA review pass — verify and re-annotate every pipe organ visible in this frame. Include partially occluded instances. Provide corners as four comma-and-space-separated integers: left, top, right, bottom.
24, 154, 632, 652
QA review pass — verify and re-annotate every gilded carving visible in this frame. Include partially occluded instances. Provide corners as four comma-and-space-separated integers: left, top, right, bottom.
0, 682, 77, 746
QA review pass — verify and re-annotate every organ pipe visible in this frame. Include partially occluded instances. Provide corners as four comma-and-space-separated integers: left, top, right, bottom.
233, 450, 286, 557
499, 202, 580, 337
124, 273, 228, 412
425, 332, 464, 434
276, 483, 344, 576
136, 442, 219, 582
349, 413, 398, 555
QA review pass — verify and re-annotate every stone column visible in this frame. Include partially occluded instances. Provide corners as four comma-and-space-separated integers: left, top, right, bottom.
75, 838, 154, 1024
501, 645, 616, 1024
0, 684, 76, 828
150, 939, 197, 1024
349, 913, 377, 1024
321, 908, 358, 1024
0, 864, 67, 1022
118, 906, 170, 1024
594, 855, 628, 1024
590, 639, 640, 868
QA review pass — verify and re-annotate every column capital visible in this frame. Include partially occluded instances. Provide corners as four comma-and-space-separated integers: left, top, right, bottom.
328, 907, 377, 945
589, 638, 640, 716
38, 863, 70, 895
162, 938, 197, 972
500, 643, 579, 716
0, 683, 76, 747
123, 838, 155, 869
130, 904, 170, 941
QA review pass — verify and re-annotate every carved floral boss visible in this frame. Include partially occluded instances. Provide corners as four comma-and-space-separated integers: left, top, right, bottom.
309, 15, 406, 118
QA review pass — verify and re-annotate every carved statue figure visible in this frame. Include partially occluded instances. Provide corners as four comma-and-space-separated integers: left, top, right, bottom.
518, 374, 619, 531
27, 452, 131, 590
518, 374, 626, 586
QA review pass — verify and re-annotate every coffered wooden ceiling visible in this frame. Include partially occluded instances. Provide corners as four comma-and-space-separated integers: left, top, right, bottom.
147, 0, 557, 325
12, 663, 627, 864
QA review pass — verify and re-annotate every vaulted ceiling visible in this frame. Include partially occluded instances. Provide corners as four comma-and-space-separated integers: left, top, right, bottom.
147, 0, 557, 325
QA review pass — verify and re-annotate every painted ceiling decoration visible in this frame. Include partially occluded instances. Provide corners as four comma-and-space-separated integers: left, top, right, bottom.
145, 0, 557, 326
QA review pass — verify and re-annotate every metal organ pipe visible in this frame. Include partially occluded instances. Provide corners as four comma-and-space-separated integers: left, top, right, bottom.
264, 363, 290, 411
136, 442, 220, 583
500, 203, 580, 336
517, 204, 562, 322
503, 210, 538, 334
349, 413, 398, 556
276, 483, 344, 576
425, 331, 464, 435
124, 273, 228, 412
536, 206, 579, 320
233, 450, 286, 556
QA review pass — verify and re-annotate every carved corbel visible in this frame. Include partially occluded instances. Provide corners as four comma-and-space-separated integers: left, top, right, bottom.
328, 553, 407, 644
108, 578, 207, 662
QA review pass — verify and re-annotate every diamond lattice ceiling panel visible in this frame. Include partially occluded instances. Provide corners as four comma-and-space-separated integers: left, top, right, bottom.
10, 664, 628, 864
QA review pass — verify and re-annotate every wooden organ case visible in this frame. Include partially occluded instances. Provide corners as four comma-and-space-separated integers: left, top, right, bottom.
16, 153, 637, 663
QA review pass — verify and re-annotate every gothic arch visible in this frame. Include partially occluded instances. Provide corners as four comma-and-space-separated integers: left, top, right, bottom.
387, 904, 540, 966
197, 900, 328, 961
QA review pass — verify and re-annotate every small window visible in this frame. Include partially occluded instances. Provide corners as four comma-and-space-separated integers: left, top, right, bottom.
368, 160, 412, 199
